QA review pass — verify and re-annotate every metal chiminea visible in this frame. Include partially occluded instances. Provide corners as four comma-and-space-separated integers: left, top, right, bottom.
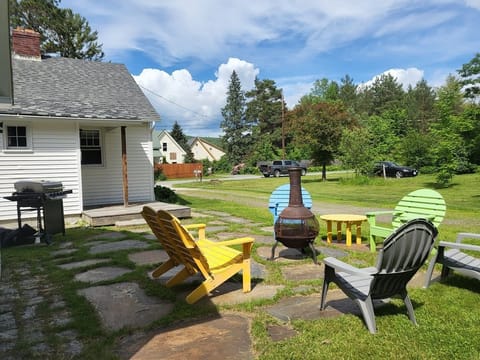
273, 167, 320, 263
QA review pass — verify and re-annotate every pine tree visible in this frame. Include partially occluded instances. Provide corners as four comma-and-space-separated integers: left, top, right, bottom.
221, 71, 250, 165
170, 121, 195, 163
458, 53, 480, 102
245, 78, 283, 148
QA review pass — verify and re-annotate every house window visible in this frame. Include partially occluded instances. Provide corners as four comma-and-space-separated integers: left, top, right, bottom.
169, 152, 177, 161
80, 129, 102, 165
162, 142, 167, 151
6, 125, 28, 148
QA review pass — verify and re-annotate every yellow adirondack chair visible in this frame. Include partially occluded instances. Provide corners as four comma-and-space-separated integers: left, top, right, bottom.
366, 189, 446, 252
141, 206, 254, 304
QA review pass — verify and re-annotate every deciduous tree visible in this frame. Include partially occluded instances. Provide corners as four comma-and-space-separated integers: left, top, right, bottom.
288, 100, 357, 180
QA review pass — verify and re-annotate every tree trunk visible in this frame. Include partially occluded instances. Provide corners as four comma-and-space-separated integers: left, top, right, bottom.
322, 163, 327, 181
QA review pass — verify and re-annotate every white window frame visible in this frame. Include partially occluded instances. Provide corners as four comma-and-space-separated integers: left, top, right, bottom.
80, 128, 104, 166
2, 122, 33, 152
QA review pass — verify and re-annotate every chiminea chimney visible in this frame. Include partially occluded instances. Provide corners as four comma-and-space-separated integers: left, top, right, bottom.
12, 27, 41, 60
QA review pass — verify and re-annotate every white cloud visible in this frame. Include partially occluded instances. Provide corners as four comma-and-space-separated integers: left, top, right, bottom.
133, 58, 259, 137
361, 68, 425, 90
62, 0, 441, 65
465, 0, 480, 10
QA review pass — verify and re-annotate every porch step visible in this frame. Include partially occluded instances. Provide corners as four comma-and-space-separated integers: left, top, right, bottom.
115, 218, 146, 227
82, 202, 191, 227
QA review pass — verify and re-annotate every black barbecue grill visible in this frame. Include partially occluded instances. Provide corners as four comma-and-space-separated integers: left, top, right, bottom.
4, 180, 72, 244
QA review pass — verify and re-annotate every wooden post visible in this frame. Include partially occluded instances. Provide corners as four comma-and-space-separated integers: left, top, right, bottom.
281, 92, 285, 160
121, 126, 128, 206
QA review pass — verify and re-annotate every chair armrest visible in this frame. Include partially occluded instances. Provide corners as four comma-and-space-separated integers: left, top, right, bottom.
365, 210, 401, 217
456, 233, 480, 243
184, 223, 206, 230
199, 237, 254, 247
184, 223, 206, 240
438, 241, 480, 252
323, 257, 376, 276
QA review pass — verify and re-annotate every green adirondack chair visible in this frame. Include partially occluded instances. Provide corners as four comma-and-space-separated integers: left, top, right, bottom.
366, 188, 446, 252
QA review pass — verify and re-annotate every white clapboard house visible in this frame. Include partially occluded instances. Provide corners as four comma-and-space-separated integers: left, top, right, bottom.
0, 26, 160, 223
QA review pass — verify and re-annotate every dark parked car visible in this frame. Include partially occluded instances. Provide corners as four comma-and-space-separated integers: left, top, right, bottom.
373, 161, 418, 178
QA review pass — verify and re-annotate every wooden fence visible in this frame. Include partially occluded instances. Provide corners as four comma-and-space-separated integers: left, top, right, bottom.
155, 163, 203, 179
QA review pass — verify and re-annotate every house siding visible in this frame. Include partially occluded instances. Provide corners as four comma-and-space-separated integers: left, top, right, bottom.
0, 119, 82, 221
157, 131, 186, 164
191, 139, 225, 162
81, 124, 154, 206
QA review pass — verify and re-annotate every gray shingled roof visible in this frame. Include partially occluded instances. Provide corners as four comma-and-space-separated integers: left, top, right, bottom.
2, 57, 159, 121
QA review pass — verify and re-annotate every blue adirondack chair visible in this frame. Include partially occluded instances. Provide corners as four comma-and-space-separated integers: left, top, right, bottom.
268, 184, 313, 260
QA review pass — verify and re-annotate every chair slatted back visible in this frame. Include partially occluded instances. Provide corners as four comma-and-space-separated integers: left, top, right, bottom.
142, 206, 184, 266
157, 210, 211, 276
392, 189, 446, 229
371, 219, 437, 299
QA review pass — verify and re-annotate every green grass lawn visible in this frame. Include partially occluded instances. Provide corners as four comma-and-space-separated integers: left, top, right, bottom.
2, 172, 479, 359
179, 172, 480, 237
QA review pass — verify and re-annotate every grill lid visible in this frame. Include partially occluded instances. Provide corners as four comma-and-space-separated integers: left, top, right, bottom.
14, 180, 63, 193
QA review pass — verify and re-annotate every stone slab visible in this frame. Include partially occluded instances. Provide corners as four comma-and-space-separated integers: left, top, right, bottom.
222, 216, 253, 224
78, 282, 174, 331
266, 291, 388, 322
317, 246, 348, 258
123, 314, 252, 360
214, 232, 255, 240
89, 239, 149, 254
58, 259, 110, 270
197, 283, 284, 306
204, 225, 229, 233
128, 250, 169, 266
281, 263, 324, 281
253, 234, 275, 244
75, 266, 133, 283
51, 248, 78, 257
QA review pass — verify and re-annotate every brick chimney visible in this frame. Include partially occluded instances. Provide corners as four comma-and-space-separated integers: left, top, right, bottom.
12, 27, 41, 60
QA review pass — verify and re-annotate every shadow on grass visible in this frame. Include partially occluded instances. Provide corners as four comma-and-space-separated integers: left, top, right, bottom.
422, 181, 461, 189
439, 275, 480, 294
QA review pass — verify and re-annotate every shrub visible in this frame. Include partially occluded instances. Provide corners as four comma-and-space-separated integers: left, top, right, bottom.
154, 168, 167, 181
154, 185, 178, 203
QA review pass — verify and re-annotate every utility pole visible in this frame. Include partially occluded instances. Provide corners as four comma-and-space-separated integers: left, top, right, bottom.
281, 91, 285, 160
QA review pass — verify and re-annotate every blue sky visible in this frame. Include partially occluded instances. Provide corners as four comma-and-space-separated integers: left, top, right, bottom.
61, 0, 480, 137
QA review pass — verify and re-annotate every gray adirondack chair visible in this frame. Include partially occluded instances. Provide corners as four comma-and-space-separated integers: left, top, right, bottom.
268, 183, 313, 260
320, 218, 438, 334
424, 232, 480, 287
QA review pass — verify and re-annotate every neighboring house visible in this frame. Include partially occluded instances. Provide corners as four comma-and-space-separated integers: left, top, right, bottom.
152, 130, 186, 164
189, 137, 225, 162
0, 27, 160, 222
